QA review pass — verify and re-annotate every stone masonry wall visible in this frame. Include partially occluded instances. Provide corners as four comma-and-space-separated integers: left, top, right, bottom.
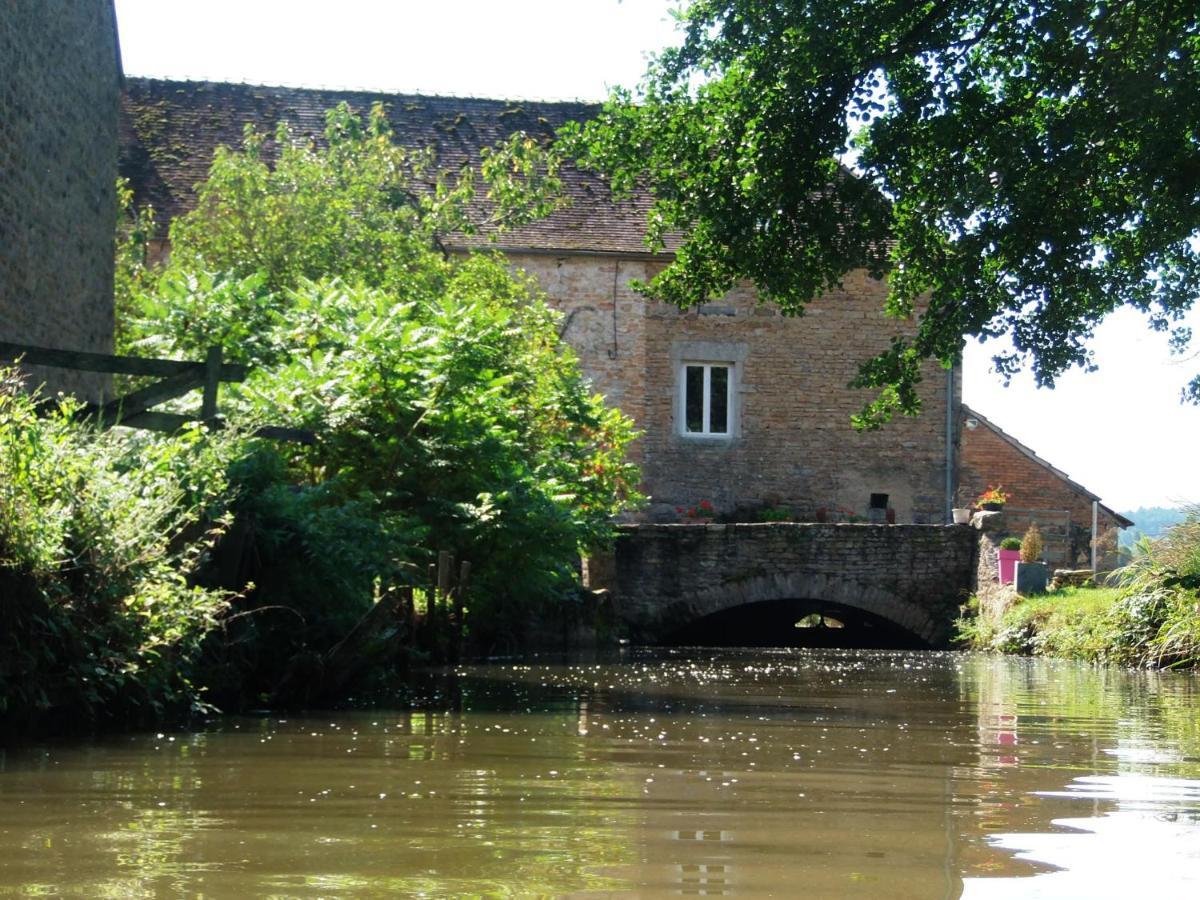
0, 0, 120, 400
512, 251, 957, 524
506, 252, 652, 475
641, 270, 955, 524
611, 522, 976, 645
969, 510, 1018, 627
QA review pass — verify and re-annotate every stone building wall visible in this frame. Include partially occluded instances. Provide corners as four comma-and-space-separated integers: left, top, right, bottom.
0, 0, 120, 400
514, 252, 956, 524
506, 252, 652, 471
116, 78, 961, 523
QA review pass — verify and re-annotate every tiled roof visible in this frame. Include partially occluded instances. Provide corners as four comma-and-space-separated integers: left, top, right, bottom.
119, 77, 665, 255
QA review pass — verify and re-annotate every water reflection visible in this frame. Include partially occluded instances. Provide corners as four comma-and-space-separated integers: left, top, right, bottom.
0, 651, 1196, 897
963, 775, 1200, 898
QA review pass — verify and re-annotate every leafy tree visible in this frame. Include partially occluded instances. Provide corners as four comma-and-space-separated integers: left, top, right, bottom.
124, 103, 640, 647
563, 0, 1200, 426
165, 103, 562, 297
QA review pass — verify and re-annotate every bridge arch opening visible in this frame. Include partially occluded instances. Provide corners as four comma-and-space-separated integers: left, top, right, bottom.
660, 598, 931, 649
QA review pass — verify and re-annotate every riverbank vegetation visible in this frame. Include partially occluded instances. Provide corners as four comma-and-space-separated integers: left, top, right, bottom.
959, 509, 1200, 668
0, 376, 247, 728
2, 104, 640, 731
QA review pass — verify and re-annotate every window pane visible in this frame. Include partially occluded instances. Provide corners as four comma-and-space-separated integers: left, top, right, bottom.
709, 366, 729, 433
685, 365, 704, 432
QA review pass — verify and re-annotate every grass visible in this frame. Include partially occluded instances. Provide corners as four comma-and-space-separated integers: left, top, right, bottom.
994, 586, 1124, 659
958, 581, 1198, 668
959, 507, 1200, 669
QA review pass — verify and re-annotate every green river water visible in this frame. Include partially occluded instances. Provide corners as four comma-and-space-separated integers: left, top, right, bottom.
1, 650, 1197, 897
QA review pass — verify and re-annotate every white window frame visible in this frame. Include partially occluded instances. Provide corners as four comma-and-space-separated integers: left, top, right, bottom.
680, 361, 734, 437
672, 340, 746, 441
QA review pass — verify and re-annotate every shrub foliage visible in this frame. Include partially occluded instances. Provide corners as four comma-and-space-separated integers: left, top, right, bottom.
125, 104, 639, 663
3, 102, 640, 728
0, 373, 243, 727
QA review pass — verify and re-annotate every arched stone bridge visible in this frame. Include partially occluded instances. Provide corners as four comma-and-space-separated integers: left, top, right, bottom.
601, 523, 978, 646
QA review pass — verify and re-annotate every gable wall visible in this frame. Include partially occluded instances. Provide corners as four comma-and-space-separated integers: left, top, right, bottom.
0, 0, 120, 400
960, 416, 1124, 567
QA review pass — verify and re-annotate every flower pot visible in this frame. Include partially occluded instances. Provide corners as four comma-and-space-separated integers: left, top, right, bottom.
998, 548, 1021, 585
952, 508, 971, 525
981, 502, 1005, 512
1016, 561, 1049, 595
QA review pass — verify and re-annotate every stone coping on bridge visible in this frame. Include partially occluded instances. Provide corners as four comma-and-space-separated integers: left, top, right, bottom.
617, 521, 974, 532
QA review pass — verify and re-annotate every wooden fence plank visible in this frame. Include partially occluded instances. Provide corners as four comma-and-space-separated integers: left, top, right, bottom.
252, 425, 316, 445
0, 341, 247, 381
121, 412, 316, 444
89, 368, 205, 426
3, 341, 312, 443
201, 345, 222, 421
119, 411, 193, 433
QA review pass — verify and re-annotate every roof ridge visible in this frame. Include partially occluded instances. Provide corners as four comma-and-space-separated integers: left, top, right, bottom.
122, 74, 603, 109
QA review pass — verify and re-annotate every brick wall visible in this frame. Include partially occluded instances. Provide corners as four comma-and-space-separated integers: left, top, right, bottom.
512, 252, 956, 524
960, 414, 1124, 567
0, 0, 120, 400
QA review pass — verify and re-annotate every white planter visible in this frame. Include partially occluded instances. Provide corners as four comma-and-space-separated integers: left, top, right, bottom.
952, 508, 972, 525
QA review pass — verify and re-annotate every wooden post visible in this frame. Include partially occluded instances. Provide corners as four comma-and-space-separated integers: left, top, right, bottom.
201, 345, 222, 422
452, 560, 470, 664
1091, 500, 1099, 573
437, 550, 453, 599
401, 585, 416, 637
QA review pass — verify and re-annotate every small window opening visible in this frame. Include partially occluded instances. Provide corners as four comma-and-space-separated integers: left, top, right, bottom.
869, 493, 889, 510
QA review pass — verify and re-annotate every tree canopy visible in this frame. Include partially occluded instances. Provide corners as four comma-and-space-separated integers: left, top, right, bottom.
563, 0, 1200, 426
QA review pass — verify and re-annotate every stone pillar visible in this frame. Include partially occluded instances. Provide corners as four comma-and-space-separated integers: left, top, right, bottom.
972, 510, 1017, 624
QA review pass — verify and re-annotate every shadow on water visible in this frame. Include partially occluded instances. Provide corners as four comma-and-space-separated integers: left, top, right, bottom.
660, 597, 929, 649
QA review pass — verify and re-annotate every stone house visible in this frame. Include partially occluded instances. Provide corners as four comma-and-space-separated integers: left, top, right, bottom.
959, 404, 1131, 569
0, 0, 122, 401
119, 77, 958, 523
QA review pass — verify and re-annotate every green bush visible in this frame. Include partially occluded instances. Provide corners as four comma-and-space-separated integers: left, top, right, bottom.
0, 372, 244, 728
999, 537, 1022, 551
1106, 508, 1200, 667
120, 102, 642, 652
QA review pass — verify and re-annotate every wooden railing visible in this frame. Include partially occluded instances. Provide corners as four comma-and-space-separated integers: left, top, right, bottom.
0, 341, 312, 444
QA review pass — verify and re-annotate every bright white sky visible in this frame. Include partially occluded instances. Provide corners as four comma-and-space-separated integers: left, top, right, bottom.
113, 0, 1200, 512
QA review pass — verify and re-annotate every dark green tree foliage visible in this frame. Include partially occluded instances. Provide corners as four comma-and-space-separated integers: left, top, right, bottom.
125, 104, 640, 653
563, 1, 1200, 426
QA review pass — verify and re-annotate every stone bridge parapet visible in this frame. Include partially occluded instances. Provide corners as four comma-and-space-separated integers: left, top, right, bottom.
604, 523, 978, 645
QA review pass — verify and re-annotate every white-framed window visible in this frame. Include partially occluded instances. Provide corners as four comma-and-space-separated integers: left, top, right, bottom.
681, 362, 733, 436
